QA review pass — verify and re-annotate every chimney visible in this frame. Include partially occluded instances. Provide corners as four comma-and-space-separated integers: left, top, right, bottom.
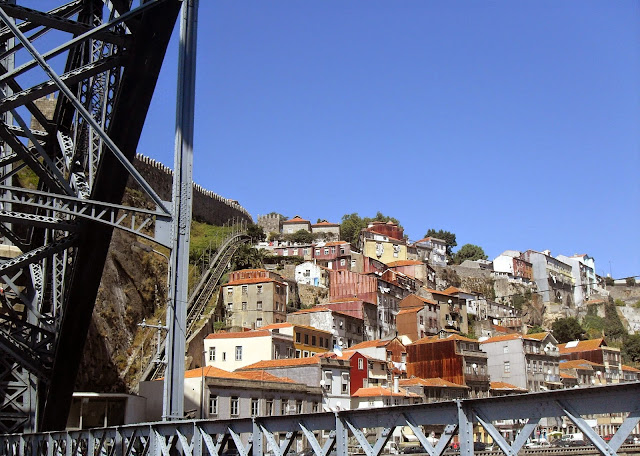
393, 377, 399, 394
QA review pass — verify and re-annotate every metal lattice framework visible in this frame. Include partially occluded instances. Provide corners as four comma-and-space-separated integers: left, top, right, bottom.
0, 0, 182, 433
0, 383, 639, 456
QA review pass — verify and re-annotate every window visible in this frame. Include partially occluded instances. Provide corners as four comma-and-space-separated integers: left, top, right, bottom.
340, 247, 346, 255
230, 397, 239, 416
304, 334, 309, 345
266, 399, 274, 416
340, 259, 346, 266
251, 398, 259, 416
241, 285, 248, 294
358, 358, 364, 370
256, 318, 263, 327
208, 395, 218, 416
331, 247, 336, 254
256, 301, 263, 310
296, 400, 303, 414
208, 347, 215, 361
351, 259, 356, 268
222, 352, 226, 361
503, 345, 509, 354
304, 269, 311, 277
283, 249, 288, 256
227, 288, 233, 296
419, 316, 424, 325
227, 302, 232, 310
241, 302, 247, 310
295, 349, 301, 358
312, 335, 316, 346
281, 400, 288, 415
324, 248, 329, 255
341, 373, 349, 393
303, 350, 309, 357
323, 371, 332, 390
504, 361, 511, 373
292, 249, 298, 256
257, 285, 263, 294
235, 346, 242, 361
296, 333, 301, 343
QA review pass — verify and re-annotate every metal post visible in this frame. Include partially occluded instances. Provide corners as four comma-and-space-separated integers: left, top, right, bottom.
163, 0, 199, 421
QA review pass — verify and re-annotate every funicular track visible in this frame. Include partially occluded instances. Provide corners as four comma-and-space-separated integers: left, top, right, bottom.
142, 231, 250, 382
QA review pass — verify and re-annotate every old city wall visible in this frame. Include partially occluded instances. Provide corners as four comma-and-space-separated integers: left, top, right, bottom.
132, 154, 253, 225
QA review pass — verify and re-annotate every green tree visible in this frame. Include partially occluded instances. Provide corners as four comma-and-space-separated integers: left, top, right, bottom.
603, 300, 627, 341
246, 223, 266, 242
453, 244, 487, 265
626, 277, 636, 287
527, 325, 545, 335
284, 229, 315, 244
340, 212, 402, 245
231, 244, 267, 271
622, 334, 640, 363
424, 229, 457, 259
551, 317, 585, 344
605, 276, 615, 286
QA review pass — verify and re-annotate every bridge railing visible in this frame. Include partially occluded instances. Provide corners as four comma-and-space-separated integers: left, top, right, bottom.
1, 383, 638, 456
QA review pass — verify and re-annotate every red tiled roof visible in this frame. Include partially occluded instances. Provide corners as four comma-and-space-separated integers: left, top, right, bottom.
622, 365, 640, 372
289, 306, 330, 315
239, 356, 321, 370
349, 339, 397, 350
399, 377, 468, 388
260, 323, 293, 330
480, 332, 550, 344
558, 338, 606, 354
490, 381, 528, 392
559, 359, 599, 370
283, 215, 310, 224
351, 386, 418, 398
387, 260, 423, 267
205, 330, 271, 340
560, 372, 577, 379
324, 241, 348, 246
443, 286, 462, 295
312, 221, 340, 227
226, 277, 284, 286
237, 370, 297, 383
184, 366, 245, 380
398, 307, 421, 315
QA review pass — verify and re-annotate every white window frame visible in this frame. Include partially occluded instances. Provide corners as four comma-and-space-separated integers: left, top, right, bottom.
235, 346, 242, 361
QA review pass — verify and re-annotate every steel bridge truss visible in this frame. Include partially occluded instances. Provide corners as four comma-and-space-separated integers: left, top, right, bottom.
0, 0, 182, 433
0, 383, 639, 456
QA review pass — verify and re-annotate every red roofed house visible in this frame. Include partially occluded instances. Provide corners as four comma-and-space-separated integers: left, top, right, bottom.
406, 333, 490, 398
139, 365, 322, 435
411, 237, 447, 267
310, 220, 340, 241
479, 332, 561, 392
423, 288, 469, 334
261, 322, 333, 358
396, 294, 440, 342
349, 337, 407, 365
399, 377, 469, 403
282, 215, 311, 233
287, 306, 365, 349
239, 356, 351, 411
351, 385, 421, 410
386, 259, 436, 289
313, 241, 351, 270
221, 269, 288, 330
558, 338, 622, 383
204, 329, 294, 371
318, 349, 389, 394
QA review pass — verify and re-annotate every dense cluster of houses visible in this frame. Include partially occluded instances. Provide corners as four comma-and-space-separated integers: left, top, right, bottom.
134, 217, 638, 445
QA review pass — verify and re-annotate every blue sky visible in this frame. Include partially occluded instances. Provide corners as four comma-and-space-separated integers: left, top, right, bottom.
134, 2, 639, 279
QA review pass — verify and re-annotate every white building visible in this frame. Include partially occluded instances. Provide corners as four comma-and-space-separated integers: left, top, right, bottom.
294, 260, 328, 287
203, 329, 294, 371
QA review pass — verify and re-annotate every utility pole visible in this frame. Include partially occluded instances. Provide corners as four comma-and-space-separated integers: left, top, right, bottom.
163, 0, 199, 421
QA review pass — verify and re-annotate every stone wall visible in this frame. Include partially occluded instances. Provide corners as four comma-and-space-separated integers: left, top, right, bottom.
132, 154, 252, 226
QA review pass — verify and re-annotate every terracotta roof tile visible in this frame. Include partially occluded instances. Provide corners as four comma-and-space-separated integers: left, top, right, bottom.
622, 365, 640, 372
398, 307, 421, 315
239, 356, 321, 370
387, 260, 424, 267
236, 370, 297, 383
558, 338, 606, 354
490, 381, 528, 391
312, 221, 340, 227
411, 333, 477, 345
184, 366, 245, 379
260, 323, 293, 330
349, 339, 399, 350
560, 372, 577, 379
351, 386, 419, 398
559, 359, 599, 370
480, 332, 551, 344
283, 215, 309, 224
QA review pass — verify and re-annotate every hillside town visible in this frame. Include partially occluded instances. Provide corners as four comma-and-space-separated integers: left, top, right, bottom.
134, 215, 640, 450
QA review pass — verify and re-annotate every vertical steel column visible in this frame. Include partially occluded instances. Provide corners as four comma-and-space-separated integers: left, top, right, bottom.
163, 0, 199, 421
